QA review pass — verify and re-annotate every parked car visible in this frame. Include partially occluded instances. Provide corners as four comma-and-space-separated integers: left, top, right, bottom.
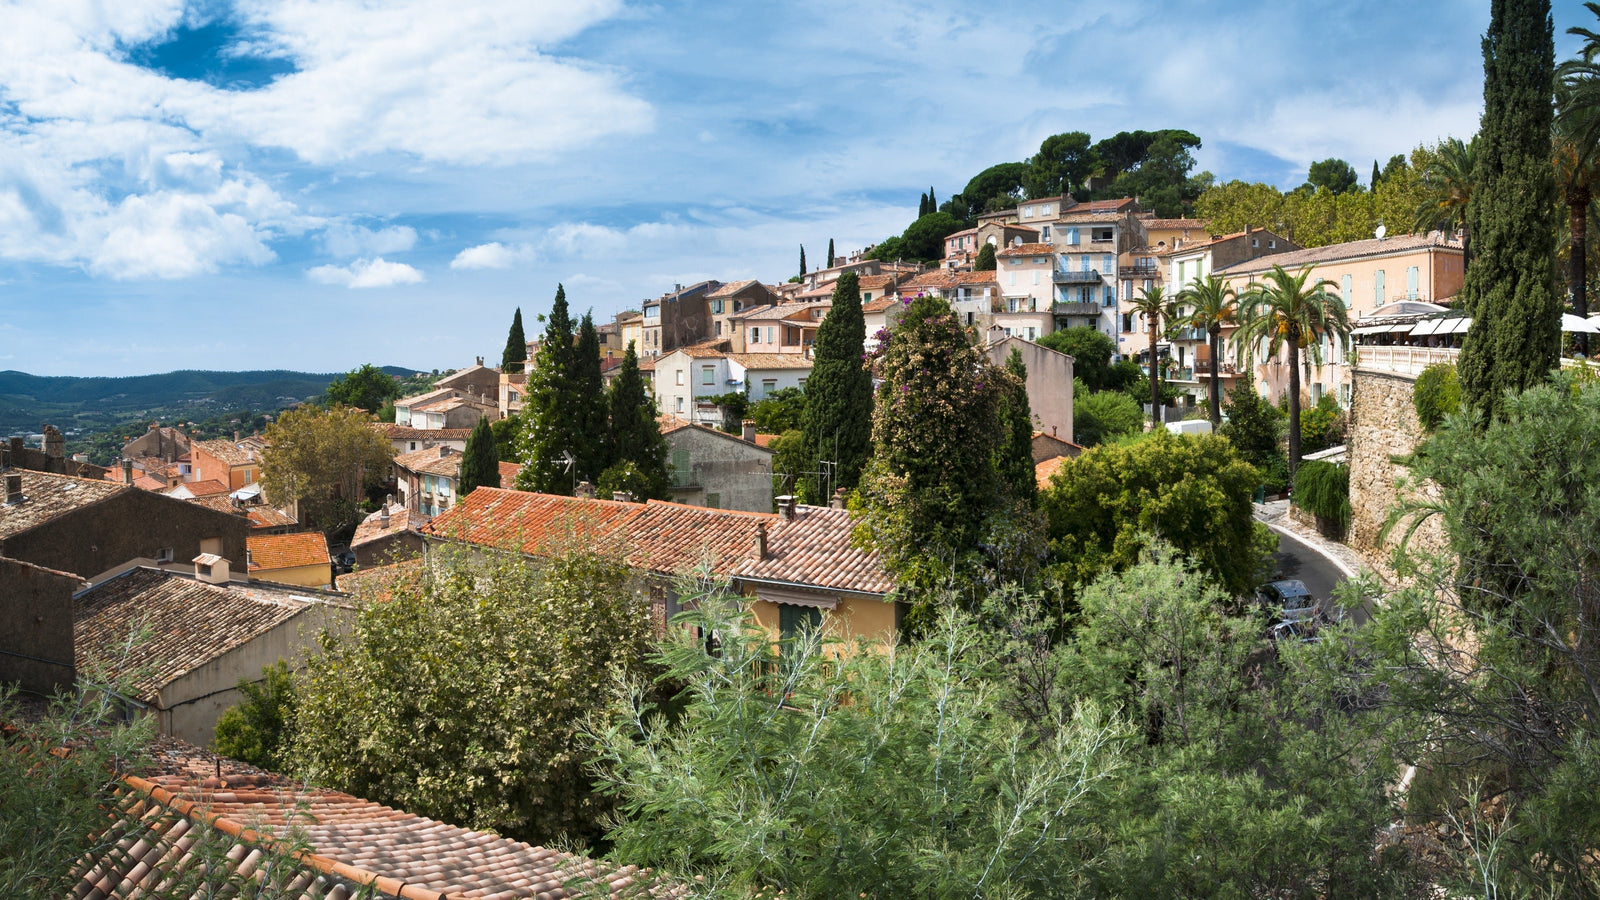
1258, 579, 1320, 623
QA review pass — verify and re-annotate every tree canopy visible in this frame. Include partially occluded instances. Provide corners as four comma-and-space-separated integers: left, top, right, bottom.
321, 363, 399, 413
515, 285, 590, 493
601, 341, 671, 500
456, 416, 501, 497
501, 307, 527, 374
799, 272, 873, 501
1305, 158, 1361, 194
260, 404, 393, 533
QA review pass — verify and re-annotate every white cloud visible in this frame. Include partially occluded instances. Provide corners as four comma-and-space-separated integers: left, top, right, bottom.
320, 221, 418, 257
451, 241, 533, 270
307, 256, 424, 288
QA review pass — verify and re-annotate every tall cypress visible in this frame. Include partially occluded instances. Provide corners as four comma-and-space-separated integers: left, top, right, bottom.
603, 342, 671, 500
502, 307, 528, 374
996, 348, 1036, 503
799, 245, 807, 276
919, 192, 929, 217
827, 238, 835, 269
457, 417, 501, 497
573, 312, 609, 481
1370, 159, 1381, 189
800, 272, 873, 502
1457, 0, 1558, 423
515, 284, 582, 494
929, 186, 937, 211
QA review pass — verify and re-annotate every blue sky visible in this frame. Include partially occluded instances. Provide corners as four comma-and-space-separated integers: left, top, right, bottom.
0, 0, 1588, 376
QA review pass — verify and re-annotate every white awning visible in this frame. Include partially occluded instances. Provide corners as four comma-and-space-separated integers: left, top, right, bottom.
1352, 322, 1412, 336
1448, 318, 1473, 334
1409, 319, 1442, 337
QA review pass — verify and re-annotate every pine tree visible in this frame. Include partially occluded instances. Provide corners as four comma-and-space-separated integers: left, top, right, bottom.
1371, 159, 1381, 189
827, 238, 835, 269
602, 342, 671, 500
458, 417, 501, 497
1457, 0, 1558, 423
997, 348, 1036, 503
800, 272, 873, 503
572, 313, 610, 481
515, 284, 582, 494
799, 245, 807, 276
502, 307, 528, 374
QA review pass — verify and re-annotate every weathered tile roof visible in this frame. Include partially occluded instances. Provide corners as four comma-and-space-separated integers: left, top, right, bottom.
996, 242, 1058, 257
730, 301, 828, 322
248, 532, 331, 572
394, 445, 464, 478
74, 568, 312, 702
132, 473, 169, 491
177, 479, 230, 497
371, 423, 474, 442
245, 505, 298, 529
424, 489, 891, 596
1144, 217, 1211, 231
192, 439, 259, 467
352, 503, 420, 547
706, 278, 761, 298
727, 353, 813, 370
498, 461, 523, 485
862, 297, 899, 313
1216, 231, 1463, 276
0, 469, 126, 540
1036, 454, 1071, 489
81, 738, 677, 899
655, 414, 694, 435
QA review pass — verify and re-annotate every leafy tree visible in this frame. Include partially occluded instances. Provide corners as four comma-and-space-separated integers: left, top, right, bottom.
1371, 158, 1381, 189
1109, 133, 1208, 217
1298, 394, 1345, 455
705, 390, 748, 434
973, 242, 997, 270
321, 362, 399, 412
593, 588, 1130, 896
456, 416, 501, 496
928, 185, 936, 211
501, 307, 528, 374
573, 312, 609, 478
213, 660, 296, 771
1382, 152, 1410, 182
943, 162, 1031, 224
1410, 136, 1477, 243
1557, 16, 1600, 353
490, 414, 522, 462
866, 234, 908, 262
1039, 326, 1117, 391
600, 342, 671, 501
766, 428, 806, 499
1175, 274, 1241, 428
1456, 0, 1558, 424
1027, 130, 1095, 198
996, 348, 1036, 502
260, 404, 394, 533
1040, 429, 1272, 596
1072, 383, 1143, 448
1219, 374, 1284, 476
1127, 284, 1174, 428
291, 542, 656, 847
1305, 158, 1361, 194
919, 191, 929, 217
895, 211, 964, 262
747, 386, 805, 433
1412, 361, 1462, 431
1291, 458, 1349, 531
515, 284, 585, 494
800, 272, 873, 501
1233, 265, 1351, 479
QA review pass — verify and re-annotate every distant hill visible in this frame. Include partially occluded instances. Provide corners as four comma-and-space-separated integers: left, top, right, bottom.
0, 366, 422, 436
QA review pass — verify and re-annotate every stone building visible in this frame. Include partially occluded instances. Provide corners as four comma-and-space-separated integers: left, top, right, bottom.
660, 416, 775, 513
121, 423, 191, 465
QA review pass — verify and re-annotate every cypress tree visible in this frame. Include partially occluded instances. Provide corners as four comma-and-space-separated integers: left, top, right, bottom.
827, 238, 835, 269
502, 307, 528, 373
457, 417, 501, 497
974, 243, 997, 271
929, 186, 937, 211
1457, 0, 1558, 423
919, 192, 929, 217
573, 312, 609, 481
602, 342, 671, 500
515, 284, 582, 494
996, 348, 1036, 503
799, 245, 807, 276
800, 272, 874, 503
1371, 159, 1381, 189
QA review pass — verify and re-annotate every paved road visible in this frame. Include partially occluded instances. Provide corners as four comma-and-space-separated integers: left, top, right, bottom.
1267, 528, 1373, 627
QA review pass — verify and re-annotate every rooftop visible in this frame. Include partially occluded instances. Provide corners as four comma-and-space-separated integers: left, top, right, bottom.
727, 353, 814, 370
248, 531, 331, 572
175, 479, 230, 498
1216, 231, 1463, 276
352, 502, 421, 547
705, 279, 763, 298
371, 423, 475, 442
393, 445, 464, 478
192, 439, 259, 467
996, 242, 1058, 258
0, 469, 127, 540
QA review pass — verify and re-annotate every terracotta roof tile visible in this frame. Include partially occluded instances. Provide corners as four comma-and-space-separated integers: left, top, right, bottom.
730, 301, 828, 322
996, 242, 1058, 257
132, 474, 168, 491
740, 506, 892, 594
862, 297, 898, 313
394, 445, 465, 478
1145, 217, 1211, 230
423, 490, 643, 555
498, 461, 523, 485
248, 532, 331, 572
192, 439, 260, 467
622, 501, 773, 576
727, 353, 813, 370
1216, 231, 1462, 276
176, 479, 230, 497
705, 279, 762, 298
0, 469, 126, 540
352, 503, 420, 547
371, 423, 475, 442
74, 569, 314, 702
1036, 455, 1071, 489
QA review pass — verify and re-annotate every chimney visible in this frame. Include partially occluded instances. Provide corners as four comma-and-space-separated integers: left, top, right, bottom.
234, 430, 240, 442
476, 356, 484, 366
776, 495, 795, 520
194, 553, 231, 584
42, 426, 63, 459
741, 419, 757, 443
754, 521, 768, 559
121, 458, 134, 485
5, 473, 22, 505
1243, 224, 1252, 237
830, 488, 847, 510
0, 447, 8, 469
439, 445, 452, 457
612, 490, 633, 503
380, 505, 390, 527
575, 480, 595, 499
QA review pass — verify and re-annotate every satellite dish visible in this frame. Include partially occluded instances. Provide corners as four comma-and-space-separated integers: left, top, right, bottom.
1375, 224, 1387, 240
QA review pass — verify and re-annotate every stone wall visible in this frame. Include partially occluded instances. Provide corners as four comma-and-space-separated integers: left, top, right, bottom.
1347, 370, 1448, 575
0, 556, 82, 695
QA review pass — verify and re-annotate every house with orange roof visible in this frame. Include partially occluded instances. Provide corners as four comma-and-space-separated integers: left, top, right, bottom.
166, 478, 230, 500
657, 415, 774, 513
730, 301, 830, 356
247, 531, 333, 588
350, 499, 427, 568
393, 385, 499, 430
994, 242, 1060, 340
422, 488, 899, 648
190, 439, 263, 492
706, 279, 781, 346
392, 443, 524, 517
651, 343, 739, 423
900, 270, 1000, 331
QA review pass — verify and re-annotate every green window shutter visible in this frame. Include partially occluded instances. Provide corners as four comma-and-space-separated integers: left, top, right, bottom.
671, 449, 691, 486
705, 492, 721, 508
778, 604, 822, 645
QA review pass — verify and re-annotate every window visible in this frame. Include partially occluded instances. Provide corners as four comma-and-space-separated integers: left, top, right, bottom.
1009, 271, 1016, 286
1252, 238, 1259, 247
702, 366, 715, 385
409, 441, 417, 451
1067, 227, 1079, 245
1125, 281, 1134, 300
966, 311, 975, 325
1103, 254, 1114, 271
712, 299, 724, 314
1123, 313, 1135, 332
1032, 270, 1039, 285
676, 370, 686, 385
762, 378, 777, 395
1407, 265, 1420, 299
1033, 256, 1045, 265
1009, 298, 1020, 313
750, 326, 759, 344
1023, 206, 1034, 218
705, 492, 721, 509
715, 321, 722, 336
1027, 326, 1037, 340
1040, 225, 1050, 241
798, 378, 806, 389
1080, 255, 1090, 272
779, 604, 822, 646
1374, 269, 1386, 306
671, 450, 692, 487
863, 292, 872, 302
1103, 286, 1115, 306
156, 547, 174, 563
676, 397, 685, 413
1029, 298, 1037, 312
766, 326, 775, 344
1042, 205, 1053, 216
1342, 274, 1353, 302
1269, 240, 1277, 248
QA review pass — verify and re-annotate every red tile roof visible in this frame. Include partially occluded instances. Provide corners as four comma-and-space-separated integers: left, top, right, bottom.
727, 353, 813, 370
133, 474, 168, 491
744, 506, 893, 594
424, 490, 643, 556
352, 503, 420, 547
192, 439, 260, 467
372, 423, 474, 442
862, 297, 898, 313
178, 478, 230, 497
394, 445, 465, 478
248, 532, 331, 572
996, 242, 1057, 257
1036, 454, 1072, 488
1216, 231, 1461, 275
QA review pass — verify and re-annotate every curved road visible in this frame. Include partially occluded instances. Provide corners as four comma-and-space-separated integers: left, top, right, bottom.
1266, 527, 1374, 627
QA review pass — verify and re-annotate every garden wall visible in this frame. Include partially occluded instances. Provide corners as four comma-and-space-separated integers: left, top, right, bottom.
1346, 370, 1448, 575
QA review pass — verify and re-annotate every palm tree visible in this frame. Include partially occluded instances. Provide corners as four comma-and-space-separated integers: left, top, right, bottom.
1175, 274, 1239, 429
1558, 4, 1600, 353
1234, 265, 1352, 480
1411, 136, 1477, 260
1127, 284, 1173, 428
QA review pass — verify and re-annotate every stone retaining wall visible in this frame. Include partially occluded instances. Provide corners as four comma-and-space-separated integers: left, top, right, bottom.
1347, 370, 1448, 576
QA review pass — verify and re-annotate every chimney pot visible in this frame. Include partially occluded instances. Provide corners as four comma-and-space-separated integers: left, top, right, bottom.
121, 458, 134, 485
612, 490, 633, 503
741, 419, 757, 443
776, 495, 795, 520
380, 506, 390, 526
439, 446, 452, 457
830, 488, 847, 510
4, 473, 22, 505
575, 480, 595, 499
755, 521, 768, 559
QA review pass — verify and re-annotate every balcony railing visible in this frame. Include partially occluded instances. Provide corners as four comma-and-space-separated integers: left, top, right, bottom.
1194, 360, 1240, 378
1353, 345, 1460, 377
1170, 327, 1207, 342
1053, 301, 1101, 316
1053, 270, 1103, 285
1119, 264, 1161, 279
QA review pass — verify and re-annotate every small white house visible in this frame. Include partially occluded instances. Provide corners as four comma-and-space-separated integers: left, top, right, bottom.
728, 354, 813, 402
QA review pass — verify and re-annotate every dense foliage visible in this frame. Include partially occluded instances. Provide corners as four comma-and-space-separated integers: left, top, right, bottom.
1457, 0, 1559, 423
321, 362, 400, 413
1072, 381, 1142, 447
1220, 375, 1286, 489
501, 307, 527, 374
212, 660, 296, 771
516, 285, 583, 493
456, 416, 501, 496
572, 312, 610, 478
1413, 365, 1463, 433
601, 342, 672, 501
747, 386, 805, 433
799, 272, 873, 501
973, 241, 996, 270
260, 404, 393, 534
1039, 430, 1274, 597
1291, 459, 1350, 532
1039, 327, 1122, 392
291, 543, 656, 847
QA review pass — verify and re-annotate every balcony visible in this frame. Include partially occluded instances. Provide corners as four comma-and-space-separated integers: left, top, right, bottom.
1119, 264, 1160, 279
1053, 301, 1101, 316
1053, 269, 1103, 285
1195, 360, 1241, 379
1170, 327, 1207, 342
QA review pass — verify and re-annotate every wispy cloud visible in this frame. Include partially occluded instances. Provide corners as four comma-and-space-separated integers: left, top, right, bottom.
307, 256, 424, 288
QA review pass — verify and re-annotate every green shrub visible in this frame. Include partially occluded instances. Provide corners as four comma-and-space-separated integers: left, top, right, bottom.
1292, 459, 1350, 529
213, 660, 296, 771
1412, 362, 1461, 431
1074, 381, 1143, 447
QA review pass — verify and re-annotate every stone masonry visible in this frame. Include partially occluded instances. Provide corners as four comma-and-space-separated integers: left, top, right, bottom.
1346, 370, 1447, 576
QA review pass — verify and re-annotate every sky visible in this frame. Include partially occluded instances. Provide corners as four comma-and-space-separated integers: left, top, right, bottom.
0, 0, 1590, 376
